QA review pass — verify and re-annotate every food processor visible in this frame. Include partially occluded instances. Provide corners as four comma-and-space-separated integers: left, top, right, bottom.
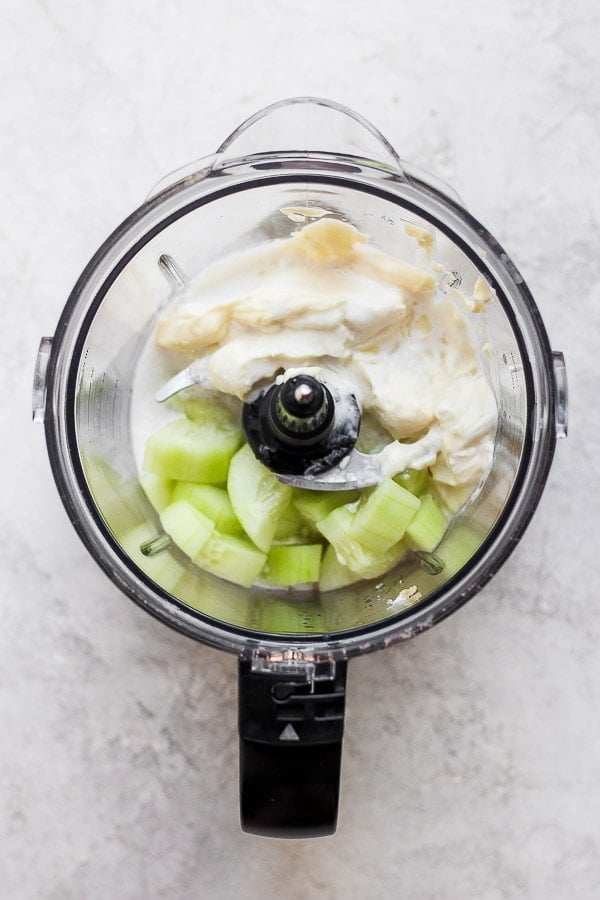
33, 97, 568, 838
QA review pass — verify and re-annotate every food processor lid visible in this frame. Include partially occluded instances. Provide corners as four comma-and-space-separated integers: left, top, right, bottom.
35, 97, 568, 661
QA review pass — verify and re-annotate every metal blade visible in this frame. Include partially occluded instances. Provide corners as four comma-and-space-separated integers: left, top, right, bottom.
155, 357, 212, 403
275, 432, 438, 491
276, 448, 385, 490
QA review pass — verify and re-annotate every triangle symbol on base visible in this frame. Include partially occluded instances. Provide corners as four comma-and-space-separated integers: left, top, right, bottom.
279, 723, 300, 741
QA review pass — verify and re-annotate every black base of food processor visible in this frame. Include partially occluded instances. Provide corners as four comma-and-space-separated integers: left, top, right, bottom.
238, 659, 347, 838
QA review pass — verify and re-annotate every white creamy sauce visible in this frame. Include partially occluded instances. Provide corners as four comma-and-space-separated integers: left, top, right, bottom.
132, 217, 497, 512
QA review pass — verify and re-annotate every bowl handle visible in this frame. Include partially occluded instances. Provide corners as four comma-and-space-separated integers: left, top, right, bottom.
238, 656, 348, 838
147, 96, 464, 204
215, 95, 406, 174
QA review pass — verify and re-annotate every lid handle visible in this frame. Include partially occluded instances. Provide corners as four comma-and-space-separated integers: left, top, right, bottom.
215, 96, 406, 175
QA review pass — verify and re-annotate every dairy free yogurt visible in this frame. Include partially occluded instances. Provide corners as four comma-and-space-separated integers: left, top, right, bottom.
151, 217, 497, 512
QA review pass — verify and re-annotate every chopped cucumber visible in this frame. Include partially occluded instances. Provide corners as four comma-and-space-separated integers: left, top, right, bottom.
317, 505, 408, 578
436, 523, 481, 576
273, 501, 316, 542
257, 596, 325, 634
349, 479, 421, 552
393, 468, 430, 497
319, 544, 358, 591
86, 459, 143, 540
196, 531, 267, 588
144, 417, 242, 483
355, 410, 394, 453
265, 544, 323, 587
317, 506, 367, 572
173, 482, 242, 535
227, 444, 292, 552
121, 523, 188, 593
357, 539, 408, 580
405, 493, 447, 552
140, 473, 173, 514
177, 395, 238, 428
172, 569, 203, 607
292, 488, 359, 525
160, 499, 215, 558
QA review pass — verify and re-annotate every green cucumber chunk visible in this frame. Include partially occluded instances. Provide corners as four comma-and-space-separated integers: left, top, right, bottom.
196, 531, 266, 588
436, 523, 482, 577
121, 523, 188, 593
349, 479, 421, 552
144, 417, 242, 483
257, 596, 325, 634
292, 488, 359, 525
86, 460, 143, 540
355, 410, 395, 453
317, 505, 408, 578
273, 501, 318, 542
160, 499, 215, 558
265, 543, 323, 587
405, 493, 447, 552
227, 444, 292, 552
319, 544, 358, 591
173, 482, 242, 535
176, 395, 238, 428
140, 473, 173, 514
393, 468, 430, 497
